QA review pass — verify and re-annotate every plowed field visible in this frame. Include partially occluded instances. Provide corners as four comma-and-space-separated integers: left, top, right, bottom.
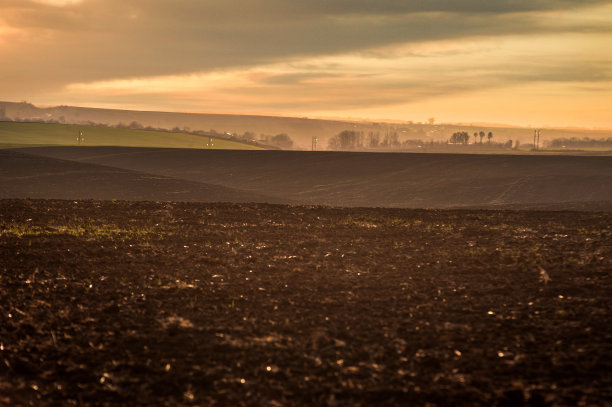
1, 199, 610, 406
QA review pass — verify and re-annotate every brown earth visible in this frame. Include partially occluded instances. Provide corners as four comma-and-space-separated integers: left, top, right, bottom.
1, 199, 610, 406
0, 150, 282, 204
15, 146, 612, 209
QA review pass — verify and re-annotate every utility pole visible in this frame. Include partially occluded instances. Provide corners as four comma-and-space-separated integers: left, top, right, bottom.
312, 135, 317, 151
532, 129, 542, 151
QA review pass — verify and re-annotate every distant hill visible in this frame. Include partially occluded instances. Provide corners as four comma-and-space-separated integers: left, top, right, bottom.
1, 101, 350, 150
2, 101, 610, 150
15, 146, 612, 209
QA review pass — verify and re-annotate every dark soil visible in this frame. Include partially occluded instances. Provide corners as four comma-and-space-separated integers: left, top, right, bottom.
0, 150, 281, 204
18, 146, 612, 208
1, 199, 610, 406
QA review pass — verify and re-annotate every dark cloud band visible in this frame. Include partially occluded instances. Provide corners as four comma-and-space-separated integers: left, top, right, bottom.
1, 0, 611, 102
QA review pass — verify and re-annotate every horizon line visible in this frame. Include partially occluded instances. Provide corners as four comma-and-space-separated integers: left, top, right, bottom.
2, 99, 612, 132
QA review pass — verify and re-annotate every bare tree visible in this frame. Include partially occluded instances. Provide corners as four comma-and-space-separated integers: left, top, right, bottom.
328, 130, 364, 150
270, 133, 294, 149
368, 131, 379, 148
450, 131, 469, 144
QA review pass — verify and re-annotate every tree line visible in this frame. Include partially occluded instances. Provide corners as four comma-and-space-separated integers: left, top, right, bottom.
450, 131, 493, 144
328, 129, 516, 150
548, 137, 612, 149
327, 130, 418, 149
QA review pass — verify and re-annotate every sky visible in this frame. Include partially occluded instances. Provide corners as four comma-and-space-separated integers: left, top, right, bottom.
1, 0, 612, 128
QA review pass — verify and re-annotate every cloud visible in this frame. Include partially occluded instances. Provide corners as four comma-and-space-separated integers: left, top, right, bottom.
289, 0, 610, 14
60, 29, 612, 115
1, 0, 611, 127
30, 0, 84, 6
1, 0, 611, 87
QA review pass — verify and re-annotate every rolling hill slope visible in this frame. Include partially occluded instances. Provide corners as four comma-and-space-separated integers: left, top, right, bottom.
0, 149, 280, 203
17, 146, 612, 208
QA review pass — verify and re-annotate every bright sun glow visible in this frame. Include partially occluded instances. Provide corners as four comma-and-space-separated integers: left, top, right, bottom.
31, 0, 84, 6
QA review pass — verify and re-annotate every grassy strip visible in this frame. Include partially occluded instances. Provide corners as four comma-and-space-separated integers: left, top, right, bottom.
0, 122, 262, 150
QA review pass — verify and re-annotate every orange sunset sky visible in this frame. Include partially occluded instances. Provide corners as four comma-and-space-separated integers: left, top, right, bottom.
1, 0, 611, 128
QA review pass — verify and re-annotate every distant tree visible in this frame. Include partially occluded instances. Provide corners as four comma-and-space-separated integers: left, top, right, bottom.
427, 117, 435, 125
128, 121, 144, 130
504, 139, 513, 148
388, 131, 399, 147
328, 130, 364, 150
401, 138, 425, 148
368, 131, 380, 148
381, 132, 389, 147
479, 131, 485, 144
241, 131, 256, 142
548, 137, 612, 149
487, 131, 493, 144
450, 131, 469, 144
327, 136, 338, 150
270, 133, 294, 149
473, 132, 478, 144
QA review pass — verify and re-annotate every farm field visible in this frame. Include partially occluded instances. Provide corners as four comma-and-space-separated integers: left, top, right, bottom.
1, 199, 610, 405
0, 122, 260, 150
14, 146, 612, 209
0, 150, 281, 204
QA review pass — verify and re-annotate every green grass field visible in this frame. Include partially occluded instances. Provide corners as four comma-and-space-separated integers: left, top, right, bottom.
0, 121, 262, 150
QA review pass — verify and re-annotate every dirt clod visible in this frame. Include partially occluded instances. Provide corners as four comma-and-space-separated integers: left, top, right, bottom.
1, 199, 610, 405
